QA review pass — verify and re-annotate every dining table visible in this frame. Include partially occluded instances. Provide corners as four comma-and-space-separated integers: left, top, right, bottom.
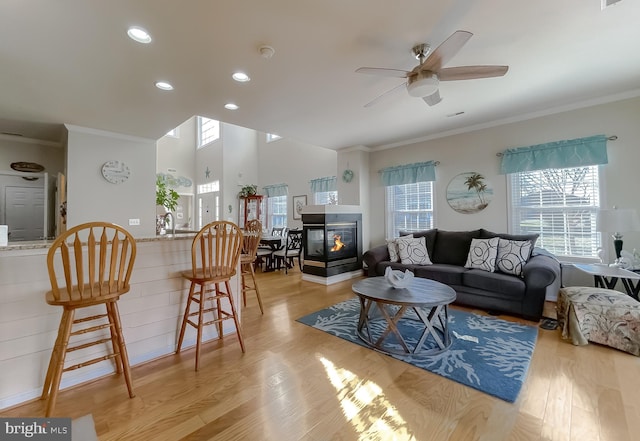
260, 235, 284, 250
257, 235, 284, 271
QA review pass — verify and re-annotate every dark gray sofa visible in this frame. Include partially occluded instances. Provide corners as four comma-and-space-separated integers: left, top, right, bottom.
362, 228, 561, 321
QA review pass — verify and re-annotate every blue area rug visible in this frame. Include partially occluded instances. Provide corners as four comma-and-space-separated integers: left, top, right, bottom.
296, 297, 537, 402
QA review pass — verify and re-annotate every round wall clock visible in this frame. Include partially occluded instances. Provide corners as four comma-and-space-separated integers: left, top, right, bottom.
342, 169, 354, 183
101, 160, 131, 184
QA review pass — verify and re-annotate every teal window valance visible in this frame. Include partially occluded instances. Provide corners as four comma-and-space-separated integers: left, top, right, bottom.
262, 183, 288, 197
309, 176, 337, 193
499, 134, 608, 174
379, 161, 437, 186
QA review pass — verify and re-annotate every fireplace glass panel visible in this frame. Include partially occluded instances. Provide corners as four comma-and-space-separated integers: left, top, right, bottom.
305, 228, 325, 259
326, 223, 357, 261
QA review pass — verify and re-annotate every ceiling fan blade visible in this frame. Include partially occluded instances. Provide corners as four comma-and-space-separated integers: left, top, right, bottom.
423, 90, 442, 107
438, 65, 509, 81
356, 67, 409, 79
364, 82, 407, 107
421, 30, 473, 72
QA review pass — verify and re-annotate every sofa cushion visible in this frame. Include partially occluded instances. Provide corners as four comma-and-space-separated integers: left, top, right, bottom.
386, 237, 405, 263
464, 237, 499, 272
480, 229, 539, 249
463, 269, 526, 300
414, 264, 466, 286
431, 229, 482, 266
496, 239, 533, 276
400, 229, 437, 260
396, 235, 432, 265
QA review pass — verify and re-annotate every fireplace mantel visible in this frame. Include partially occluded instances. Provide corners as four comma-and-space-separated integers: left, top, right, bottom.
300, 204, 361, 215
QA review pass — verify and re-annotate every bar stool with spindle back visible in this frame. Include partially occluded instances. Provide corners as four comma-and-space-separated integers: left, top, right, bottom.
176, 221, 245, 371
42, 222, 136, 417
241, 219, 264, 314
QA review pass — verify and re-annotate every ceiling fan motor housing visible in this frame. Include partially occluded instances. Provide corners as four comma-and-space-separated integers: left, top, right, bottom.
407, 71, 439, 97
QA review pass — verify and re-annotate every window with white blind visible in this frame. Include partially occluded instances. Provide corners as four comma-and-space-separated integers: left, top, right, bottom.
314, 190, 338, 205
385, 182, 434, 238
197, 116, 220, 148
263, 195, 287, 231
508, 165, 601, 259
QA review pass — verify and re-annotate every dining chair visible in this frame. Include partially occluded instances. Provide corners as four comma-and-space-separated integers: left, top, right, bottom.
271, 227, 289, 246
255, 226, 286, 271
176, 221, 245, 371
240, 219, 264, 314
273, 229, 303, 274
42, 222, 137, 416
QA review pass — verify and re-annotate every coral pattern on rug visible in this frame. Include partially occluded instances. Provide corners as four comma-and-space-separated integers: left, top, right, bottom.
297, 297, 537, 402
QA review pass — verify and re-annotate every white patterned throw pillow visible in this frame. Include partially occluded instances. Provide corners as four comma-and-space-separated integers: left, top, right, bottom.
397, 235, 432, 265
465, 237, 500, 272
496, 239, 533, 276
386, 236, 411, 263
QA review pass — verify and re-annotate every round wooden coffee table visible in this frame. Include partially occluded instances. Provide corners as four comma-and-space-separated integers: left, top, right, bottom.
351, 276, 456, 355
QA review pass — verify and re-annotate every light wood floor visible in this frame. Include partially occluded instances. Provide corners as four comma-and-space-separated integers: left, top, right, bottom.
3, 268, 639, 441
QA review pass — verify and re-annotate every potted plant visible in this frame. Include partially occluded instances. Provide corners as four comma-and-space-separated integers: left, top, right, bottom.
156, 175, 180, 233
156, 175, 179, 211
239, 184, 258, 198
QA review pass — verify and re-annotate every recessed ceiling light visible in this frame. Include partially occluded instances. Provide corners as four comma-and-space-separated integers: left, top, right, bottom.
232, 72, 250, 82
225, 103, 239, 110
127, 26, 152, 44
155, 81, 174, 91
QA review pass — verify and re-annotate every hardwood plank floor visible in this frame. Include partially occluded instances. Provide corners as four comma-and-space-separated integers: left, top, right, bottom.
2, 268, 638, 440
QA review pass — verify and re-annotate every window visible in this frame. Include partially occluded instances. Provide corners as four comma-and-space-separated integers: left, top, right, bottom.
385, 181, 434, 238
197, 180, 220, 194
508, 165, 601, 259
166, 127, 179, 138
263, 195, 287, 231
266, 133, 281, 143
197, 117, 220, 148
314, 190, 338, 205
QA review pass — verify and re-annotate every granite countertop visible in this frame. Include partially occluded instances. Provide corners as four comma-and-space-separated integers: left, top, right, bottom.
0, 232, 196, 252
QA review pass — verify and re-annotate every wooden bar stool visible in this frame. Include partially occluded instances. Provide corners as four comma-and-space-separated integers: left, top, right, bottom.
176, 221, 245, 371
241, 219, 264, 314
42, 222, 137, 417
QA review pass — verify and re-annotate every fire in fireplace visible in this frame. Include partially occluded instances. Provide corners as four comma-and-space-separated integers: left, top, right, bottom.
331, 234, 344, 252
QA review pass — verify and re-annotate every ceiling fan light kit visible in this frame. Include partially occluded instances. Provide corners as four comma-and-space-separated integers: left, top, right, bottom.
407, 72, 439, 97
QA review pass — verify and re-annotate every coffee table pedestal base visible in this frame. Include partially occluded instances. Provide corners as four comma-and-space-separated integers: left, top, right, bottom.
356, 298, 451, 356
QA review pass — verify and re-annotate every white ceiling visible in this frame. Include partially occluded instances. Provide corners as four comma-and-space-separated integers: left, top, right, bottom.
1, 0, 639, 150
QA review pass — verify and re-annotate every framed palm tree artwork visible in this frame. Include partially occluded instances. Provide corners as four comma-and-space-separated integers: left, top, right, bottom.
446, 172, 493, 214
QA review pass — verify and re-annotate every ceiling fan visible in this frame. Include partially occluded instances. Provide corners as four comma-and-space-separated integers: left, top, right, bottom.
356, 30, 508, 107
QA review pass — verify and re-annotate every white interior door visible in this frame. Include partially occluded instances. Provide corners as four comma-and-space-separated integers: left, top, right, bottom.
5, 186, 45, 241
198, 192, 219, 229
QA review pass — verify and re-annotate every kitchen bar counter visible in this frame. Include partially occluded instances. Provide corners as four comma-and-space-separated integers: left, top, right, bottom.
0, 233, 241, 410
0, 232, 198, 251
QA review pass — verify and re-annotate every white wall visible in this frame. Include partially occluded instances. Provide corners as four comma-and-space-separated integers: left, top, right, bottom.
66, 125, 157, 237
367, 96, 640, 262
156, 117, 197, 195
0, 138, 64, 174
337, 146, 371, 250
222, 124, 258, 223
257, 135, 337, 229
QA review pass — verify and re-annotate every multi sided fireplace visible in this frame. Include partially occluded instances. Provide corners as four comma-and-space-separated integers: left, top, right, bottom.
302, 206, 362, 278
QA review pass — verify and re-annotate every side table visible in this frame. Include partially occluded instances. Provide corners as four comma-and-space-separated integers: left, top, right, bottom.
573, 263, 640, 300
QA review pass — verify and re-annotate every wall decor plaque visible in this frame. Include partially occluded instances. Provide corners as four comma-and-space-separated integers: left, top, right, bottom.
446, 172, 493, 214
